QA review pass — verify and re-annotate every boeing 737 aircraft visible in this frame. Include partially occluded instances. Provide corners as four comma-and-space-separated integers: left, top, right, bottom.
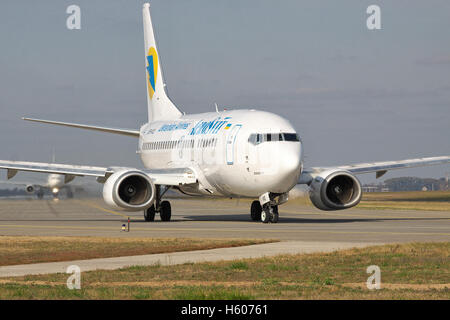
26, 173, 75, 199
22, 174, 73, 199
4, 151, 75, 199
0, 3, 449, 223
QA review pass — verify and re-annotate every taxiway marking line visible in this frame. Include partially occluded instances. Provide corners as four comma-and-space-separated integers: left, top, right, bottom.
0, 224, 448, 237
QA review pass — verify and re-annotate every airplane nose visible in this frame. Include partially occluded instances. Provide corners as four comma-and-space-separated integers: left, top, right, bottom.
277, 144, 302, 188
281, 148, 301, 175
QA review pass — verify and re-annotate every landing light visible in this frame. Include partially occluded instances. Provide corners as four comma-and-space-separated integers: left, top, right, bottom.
52, 188, 59, 194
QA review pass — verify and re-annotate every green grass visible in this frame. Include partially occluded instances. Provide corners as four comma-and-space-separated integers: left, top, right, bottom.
357, 191, 450, 211
229, 262, 249, 270
171, 286, 254, 300
1, 242, 448, 299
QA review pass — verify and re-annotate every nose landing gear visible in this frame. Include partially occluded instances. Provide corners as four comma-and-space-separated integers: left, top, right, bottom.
261, 204, 278, 223
250, 199, 279, 223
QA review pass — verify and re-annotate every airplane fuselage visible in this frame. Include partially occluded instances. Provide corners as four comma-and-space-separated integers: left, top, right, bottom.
139, 109, 303, 198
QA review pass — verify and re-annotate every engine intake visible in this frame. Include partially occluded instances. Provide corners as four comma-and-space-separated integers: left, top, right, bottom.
309, 170, 362, 211
103, 170, 156, 211
25, 185, 35, 194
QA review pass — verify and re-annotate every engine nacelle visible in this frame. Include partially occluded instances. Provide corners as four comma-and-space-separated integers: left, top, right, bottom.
103, 170, 156, 211
309, 170, 362, 211
25, 185, 35, 194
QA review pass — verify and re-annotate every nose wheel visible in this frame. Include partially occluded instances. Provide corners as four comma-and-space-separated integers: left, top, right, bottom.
262, 204, 278, 223
250, 200, 278, 223
250, 201, 262, 221
144, 186, 172, 222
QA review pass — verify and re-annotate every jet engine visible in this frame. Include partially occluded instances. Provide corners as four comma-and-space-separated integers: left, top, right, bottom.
25, 185, 35, 194
309, 170, 362, 211
103, 170, 156, 211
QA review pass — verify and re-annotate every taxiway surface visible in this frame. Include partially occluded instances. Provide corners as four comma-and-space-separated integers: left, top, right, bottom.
0, 198, 448, 243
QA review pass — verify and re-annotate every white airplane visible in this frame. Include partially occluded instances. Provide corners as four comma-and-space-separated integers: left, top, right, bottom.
0, 3, 449, 223
3, 151, 75, 199
21, 174, 72, 199
23, 173, 74, 199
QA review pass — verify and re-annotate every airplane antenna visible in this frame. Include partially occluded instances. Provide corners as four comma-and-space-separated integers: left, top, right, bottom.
214, 103, 219, 113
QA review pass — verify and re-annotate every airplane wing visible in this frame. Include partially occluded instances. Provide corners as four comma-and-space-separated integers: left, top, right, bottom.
22, 118, 140, 138
0, 160, 197, 186
299, 156, 450, 184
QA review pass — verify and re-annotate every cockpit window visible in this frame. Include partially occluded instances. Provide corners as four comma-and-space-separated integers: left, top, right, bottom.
248, 133, 300, 145
283, 133, 300, 142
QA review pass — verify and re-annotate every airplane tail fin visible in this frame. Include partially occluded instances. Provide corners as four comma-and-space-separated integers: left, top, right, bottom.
143, 3, 182, 122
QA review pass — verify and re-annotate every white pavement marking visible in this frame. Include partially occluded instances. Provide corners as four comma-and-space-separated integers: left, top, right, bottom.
0, 241, 378, 278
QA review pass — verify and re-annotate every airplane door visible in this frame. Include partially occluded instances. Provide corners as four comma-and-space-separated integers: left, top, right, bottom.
226, 125, 242, 165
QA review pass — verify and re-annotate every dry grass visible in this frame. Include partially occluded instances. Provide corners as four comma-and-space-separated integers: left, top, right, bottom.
1, 242, 448, 299
359, 191, 450, 211
0, 236, 274, 266
362, 190, 450, 202
357, 201, 450, 211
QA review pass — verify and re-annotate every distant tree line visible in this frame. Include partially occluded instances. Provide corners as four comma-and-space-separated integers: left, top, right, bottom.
383, 177, 448, 192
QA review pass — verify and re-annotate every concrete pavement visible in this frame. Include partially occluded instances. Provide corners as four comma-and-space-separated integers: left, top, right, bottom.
0, 241, 376, 278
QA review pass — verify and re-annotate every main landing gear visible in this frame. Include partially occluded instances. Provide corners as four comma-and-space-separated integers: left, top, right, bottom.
37, 190, 44, 200
250, 200, 279, 224
144, 186, 172, 222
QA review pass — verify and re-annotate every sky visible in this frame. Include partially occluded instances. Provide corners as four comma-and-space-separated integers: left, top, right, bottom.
0, 0, 449, 185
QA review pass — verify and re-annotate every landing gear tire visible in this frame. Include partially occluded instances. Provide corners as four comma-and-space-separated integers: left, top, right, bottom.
250, 201, 262, 221
261, 205, 278, 224
160, 201, 172, 222
261, 207, 270, 223
143, 186, 172, 222
269, 205, 279, 223
144, 205, 156, 222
